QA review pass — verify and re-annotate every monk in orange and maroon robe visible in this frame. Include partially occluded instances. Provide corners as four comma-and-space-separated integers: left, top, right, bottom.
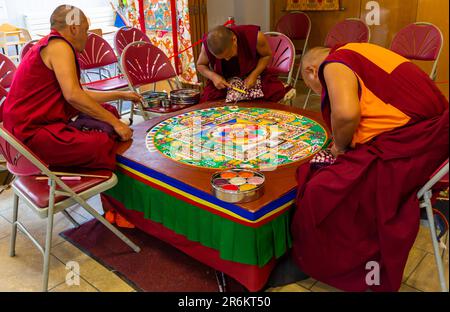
292, 43, 449, 292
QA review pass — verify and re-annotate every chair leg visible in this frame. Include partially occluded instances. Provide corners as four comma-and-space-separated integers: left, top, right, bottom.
424, 192, 448, 292
215, 271, 227, 292
42, 180, 56, 292
293, 61, 302, 88
62, 210, 80, 228
303, 89, 312, 110
77, 200, 140, 253
117, 99, 123, 116
9, 193, 19, 257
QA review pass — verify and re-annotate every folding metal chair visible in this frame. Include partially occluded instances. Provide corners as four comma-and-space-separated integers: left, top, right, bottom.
121, 41, 181, 122
19, 39, 38, 61
114, 26, 151, 58
0, 125, 140, 292
0, 52, 16, 89
417, 159, 449, 292
391, 22, 444, 81
275, 11, 311, 88
78, 33, 130, 114
264, 32, 296, 105
304, 18, 371, 109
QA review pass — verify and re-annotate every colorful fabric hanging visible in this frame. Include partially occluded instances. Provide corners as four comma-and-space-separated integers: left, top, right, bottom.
121, 0, 198, 84
286, 0, 340, 11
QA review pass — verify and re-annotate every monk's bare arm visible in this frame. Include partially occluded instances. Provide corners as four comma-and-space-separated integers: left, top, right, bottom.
323, 63, 361, 153
197, 45, 230, 89
41, 39, 132, 141
251, 31, 272, 78
84, 90, 142, 104
244, 32, 272, 89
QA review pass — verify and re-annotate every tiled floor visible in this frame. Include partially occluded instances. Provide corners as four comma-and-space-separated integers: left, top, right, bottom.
0, 84, 447, 292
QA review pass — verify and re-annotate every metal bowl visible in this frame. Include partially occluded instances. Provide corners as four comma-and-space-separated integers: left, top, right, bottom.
211, 169, 265, 204
170, 89, 200, 105
141, 91, 168, 108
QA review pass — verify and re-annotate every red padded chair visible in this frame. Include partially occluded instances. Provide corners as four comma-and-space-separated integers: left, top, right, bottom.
324, 18, 371, 48
0, 53, 16, 89
121, 41, 181, 121
78, 33, 129, 114
114, 26, 151, 57
275, 12, 311, 87
0, 124, 140, 291
391, 22, 444, 80
19, 39, 38, 61
264, 32, 296, 105
0, 85, 7, 122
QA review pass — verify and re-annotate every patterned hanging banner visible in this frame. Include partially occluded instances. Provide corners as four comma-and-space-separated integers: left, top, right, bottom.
286, 0, 340, 11
121, 0, 198, 84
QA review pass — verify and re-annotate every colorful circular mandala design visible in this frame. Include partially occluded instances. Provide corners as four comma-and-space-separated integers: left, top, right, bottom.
147, 106, 329, 169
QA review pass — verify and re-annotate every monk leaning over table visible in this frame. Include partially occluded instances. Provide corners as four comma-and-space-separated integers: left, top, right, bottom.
288, 44, 449, 292
197, 25, 291, 103
2, 5, 140, 228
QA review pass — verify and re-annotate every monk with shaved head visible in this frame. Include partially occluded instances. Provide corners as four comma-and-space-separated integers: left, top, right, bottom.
273, 43, 449, 291
197, 24, 291, 102
2, 5, 142, 170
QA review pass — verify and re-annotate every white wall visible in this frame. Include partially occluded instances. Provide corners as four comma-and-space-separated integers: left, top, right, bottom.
233, 0, 270, 32
207, 0, 270, 32
207, 0, 235, 29
1, 0, 108, 26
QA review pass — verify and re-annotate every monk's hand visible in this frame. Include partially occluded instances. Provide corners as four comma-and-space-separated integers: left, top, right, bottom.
331, 144, 346, 157
113, 122, 133, 141
211, 74, 231, 90
244, 74, 257, 90
121, 91, 143, 103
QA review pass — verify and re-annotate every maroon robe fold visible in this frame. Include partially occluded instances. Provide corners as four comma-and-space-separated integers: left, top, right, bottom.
2, 30, 117, 170
291, 44, 449, 292
200, 25, 288, 103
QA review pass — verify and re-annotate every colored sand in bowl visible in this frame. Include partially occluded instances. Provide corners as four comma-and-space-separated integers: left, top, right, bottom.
221, 172, 238, 179
238, 171, 254, 178
240, 184, 257, 192
222, 184, 239, 191
247, 177, 265, 185
229, 177, 247, 186
213, 179, 229, 187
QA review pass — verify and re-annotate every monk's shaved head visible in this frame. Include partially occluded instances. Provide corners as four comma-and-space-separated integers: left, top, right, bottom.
301, 47, 331, 95
50, 5, 88, 31
301, 47, 331, 70
207, 26, 235, 57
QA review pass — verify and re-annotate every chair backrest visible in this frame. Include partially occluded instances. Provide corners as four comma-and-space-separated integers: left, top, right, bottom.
114, 26, 151, 57
0, 124, 46, 176
20, 40, 38, 61
391, 22, 443, 80
0, 53, 17, 89
324, 18, 371, 48
0, 85, 7, 122
264, 32, 296, 85
121, 41, 179, 89
275, 12, 311, 41
78, 33, 118, 70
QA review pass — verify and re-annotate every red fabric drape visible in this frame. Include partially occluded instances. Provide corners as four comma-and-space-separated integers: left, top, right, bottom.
169, 0, 181, 74
138, 0, 145, 34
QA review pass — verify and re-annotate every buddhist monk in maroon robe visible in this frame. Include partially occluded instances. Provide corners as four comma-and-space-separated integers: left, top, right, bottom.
289, 44, 449, 291
197, 25, 290, 103
2, 5, 141, 171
